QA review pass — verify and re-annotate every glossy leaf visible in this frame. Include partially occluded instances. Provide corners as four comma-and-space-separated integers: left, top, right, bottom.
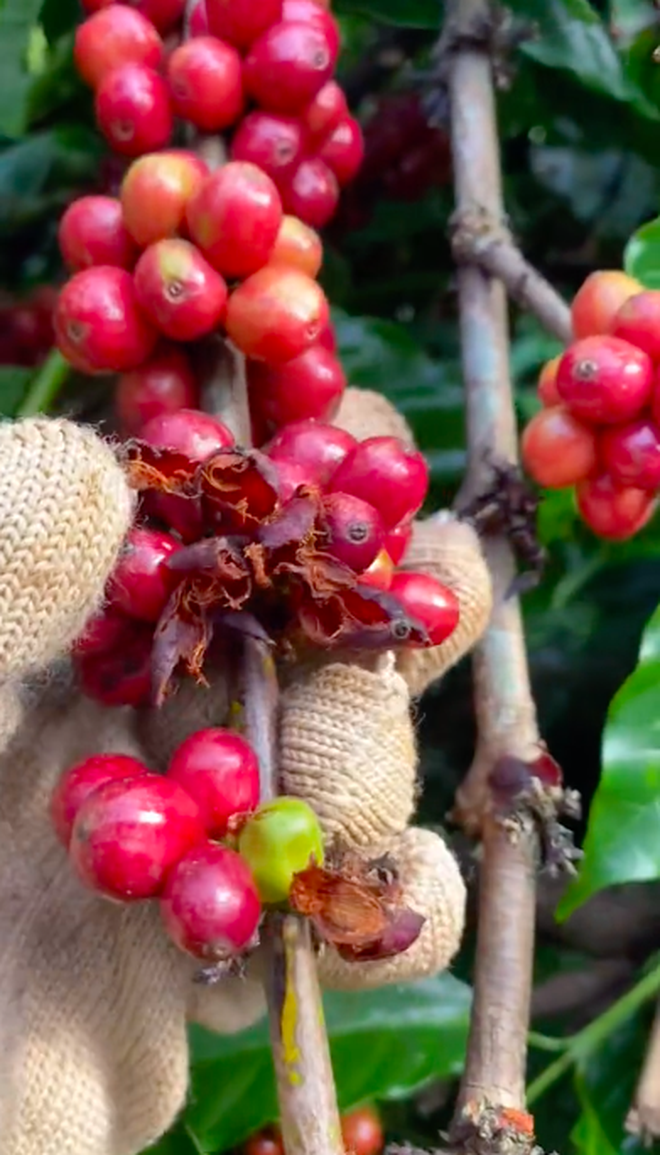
334, 0, 442, 28
0, 0, 44, 137
624, 216, 660, 288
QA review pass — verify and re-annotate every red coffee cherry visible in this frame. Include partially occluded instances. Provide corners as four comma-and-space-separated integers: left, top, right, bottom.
556, 335, 653, 425
317, 116, 364, 185
134, 238, 228, 341
206, 0, 283, 50
167, 728, 260, 838
329, 437, 429, 530
107, 526, 180, 622
140, 407, 235, 457
600, 419, 660, 490
120, 150, 208, 247
266, 419, 357, 484
160, 842, 262, 959
609, 291, 660, 362
95, 64, 173, 157
282, 0, 340, 59
189, 0, 208, 34
270, 456, 319, 500
51, 753, 149, 848
571, 270, 642, 340
576, 474, 656, 540
226, 266, 329, 363
123, 0, 186, 32
320, 492, 385, 572
267, 215, 323, 277
76, 623, 154, 707
247, 343, 345, 427
383, 522, 412, 565
70, 775, 205, 900
230, 111, 304, 183
243, 21, 335, 115
116, 345, 199, 435
73, 607, 137, 660
58, 196, 138, 272
317, 321, 336, 352
74, 5, 163, 90
186, 162, 283, 280
243, 1129, 284, 1155
280, 157, 339, 228
167, 37, 243, 132
537, 355, 561, 407
301, 79, 347, 143
521, 407, 598, 488
54, 266, 157, 374
340, 1106, 384, 1155
389, 571, 460, 646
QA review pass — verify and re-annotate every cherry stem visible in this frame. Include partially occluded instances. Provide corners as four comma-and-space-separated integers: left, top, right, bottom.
17, 349, 70, 417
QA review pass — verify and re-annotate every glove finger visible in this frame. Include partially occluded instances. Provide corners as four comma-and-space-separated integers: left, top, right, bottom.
187, 952, 267, 1034
0, 419, 133, 680
317, 826, 466, 990
333, 387, 415, 445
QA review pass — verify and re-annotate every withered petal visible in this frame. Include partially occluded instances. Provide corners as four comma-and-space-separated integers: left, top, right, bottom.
122, 440, 199, 494
151, 587, 213, 707
335, 907, 426, 963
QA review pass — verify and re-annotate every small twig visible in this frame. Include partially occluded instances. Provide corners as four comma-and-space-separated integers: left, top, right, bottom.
626, 995, 660, 1143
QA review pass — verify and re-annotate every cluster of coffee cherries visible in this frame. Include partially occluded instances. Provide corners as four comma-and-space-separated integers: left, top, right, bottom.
522, 270, 660, 540
51, 727, 325, 962
244, 1105, 383, 1155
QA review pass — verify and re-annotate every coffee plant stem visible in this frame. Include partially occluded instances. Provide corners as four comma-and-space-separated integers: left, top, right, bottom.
17, 349, 70, 417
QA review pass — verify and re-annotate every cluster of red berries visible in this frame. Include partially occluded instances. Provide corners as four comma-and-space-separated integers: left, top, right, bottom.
51, 729, 324, 962
244, 1104, 384, 1155
0, 286, 56, 367
523, 270, 660, 540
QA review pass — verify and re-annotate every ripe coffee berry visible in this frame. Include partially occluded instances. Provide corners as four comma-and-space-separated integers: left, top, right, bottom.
76, 624, 154, 707
70, 775, 205, 900
73, 607, 136, 660
74, 5, 163, 89
55, 266, 157, 374
268, 215, 323, 277
141, 407, 235, 458
58, 196, 138, 272
317, 117, 364, 186
134, 238, 228, 341
571, 270, 642, 340
238, 796, 324, 905
330, 437, 429, 530
317, 322, 337, 352
248, 343, 345, 427
301, 80, 347, 143
282, 0, 340, 56
243, 1129, 284, 1155
522, 407, 598, 488
321, 492, 385, 572
226, 266, 329, 364
107, 526, 180, 622
120, 151, 208, 247
51, 753, 148, 848
576, 474, 656, 540
271, 456, 318, 501
95, 64, 173, 157
167, 37, 243, 132
280, 158, 339, 229
167, 728, 260, 838
189, 0, 209, 34
389, 571, 460, 646
161, 842, 261, 960
340, 1106, 384, 1155
383, 522, 412, 565
116, 345, 200, 435
186, 162, 282, 280
600, 419, 660, 490
206, 0, 283, 50
266, 420, 357, 484
537, 355, 561, 407
610, 291, 660, 362
556, 335, 653, 425
230, 112, 304, 183
243, 22, 335, 115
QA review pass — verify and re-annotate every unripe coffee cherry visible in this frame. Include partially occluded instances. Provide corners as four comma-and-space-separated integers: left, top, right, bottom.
556, 335, 653, 425
389, 571, 460, 646
120, 150, 208, 247
320, 492, 385, 572
116, 345, 200, 435
329, 436, 429, 530
51, 753, 149, 848
107, 526, 180, 622
266, 420, 357, 484
186, 162, 283, 280
206, 0, 283, 50
167, 37, 244, 132
226, 266, 329, 363
134, 238, 228, 341
238, 797, 324, 905
161, 842, 262, 959
70, 775, 205, 900
55, 266, 157, 374
522, 407, 598, 488
317, 116, 364, 185
74, 5, 163, 90
247, 344, 345, 427
58, 196, 138, 272
95, 64, 173, 157
243, 21, 335, 114
268, 215, 323, 277
576, 474, 656, 540
280, 158, 339, 229
600, 419, 660, 490
571, 270, 642, 340
167, 728, 260, 838
230, 112, 304, 183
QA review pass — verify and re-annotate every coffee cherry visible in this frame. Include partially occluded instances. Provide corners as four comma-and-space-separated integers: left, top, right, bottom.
73, 607, 137, 660
266, 420, 357, 484
125, 0, 186, 32
140, 407, 235, 458
247, 344, 345, 427
600, 419, 660, 490
189, 0, 209, 34
161, 842, 261, 959
167, 728, 260, 838
134, 238, 228, 341
329, 437, 429, 530
271, 456, 319, 500
280, 157, 339, 228
576, 474, 656, 540
610, 291, 660, 362
243, 22, 335, 115
95, 64, 173, 157
120, 151, 208, 247
360, 547, 394, 590
522, 407, 598, 488
282, 0, 340, 59
238, 796, 324, 905
167, 37, 243, 132
51, 753, 149, 848
571, 270, 643, 340
383, 522, 412, 566
268, 215, 323, 277
389, 571, 459, 645
76, 624, 154, 707
186, 162, 283, 280
230, 111, 304, 183
116, 345, 199, 435
226, 266, 329, 364
317, 321, 336, 352
55, 266, 157, 374
70, 775, 205, 900
537, 355, 561, 407
206, 0, 283, 50
107, 526, 180, 622
317, 116, 364, 185
556, 335, 653, 425
243, 1129, 284, 1155
301, 79, 347, 143
74, 5, 163, 90
58, 196, 138, 272
341, 1107, 384, 1155
320, 492, 384, 572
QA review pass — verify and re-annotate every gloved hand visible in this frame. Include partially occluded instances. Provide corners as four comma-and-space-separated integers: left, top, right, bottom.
0, 397, 491, 1155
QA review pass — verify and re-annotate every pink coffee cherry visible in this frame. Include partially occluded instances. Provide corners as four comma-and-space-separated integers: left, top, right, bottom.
186, 161, 283, 281
576, 473, 656, 540
230, 111, 304, 183
106, 526, 181, 622
58, 196, 138, 272
265, 420, 357, 485
166, 37, 244, 133
320, 492, 385, 572
206, 0, 283, 50
243, 21, 336, 115
76, 624, 154, 708
161, 842, 262, 959
600, 418, 660, 491
74, 5, 163, 90
329, 436, 429, 530
51, 753, 149, 848
317, 116, 364, 185
95, 64, 173, 157
116, 345, 200, 436
389, 571, 460, 646
54, 266, 157, 374
556, 335, 653, 425
167, 728, 260, 838
280, 157, 339, 229
134, 238, 228, 342
247, 344, 346, 428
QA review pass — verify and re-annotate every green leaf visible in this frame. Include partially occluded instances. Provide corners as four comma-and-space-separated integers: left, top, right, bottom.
0, 0, 47, 137
0, 366, 32, 415
571, 1073, 619, 1155
184, 973, 471, 1153
558, 602, 660, 919
0, 126, 102, 235
334, 0, 442, 29
624, 216, 660, 287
